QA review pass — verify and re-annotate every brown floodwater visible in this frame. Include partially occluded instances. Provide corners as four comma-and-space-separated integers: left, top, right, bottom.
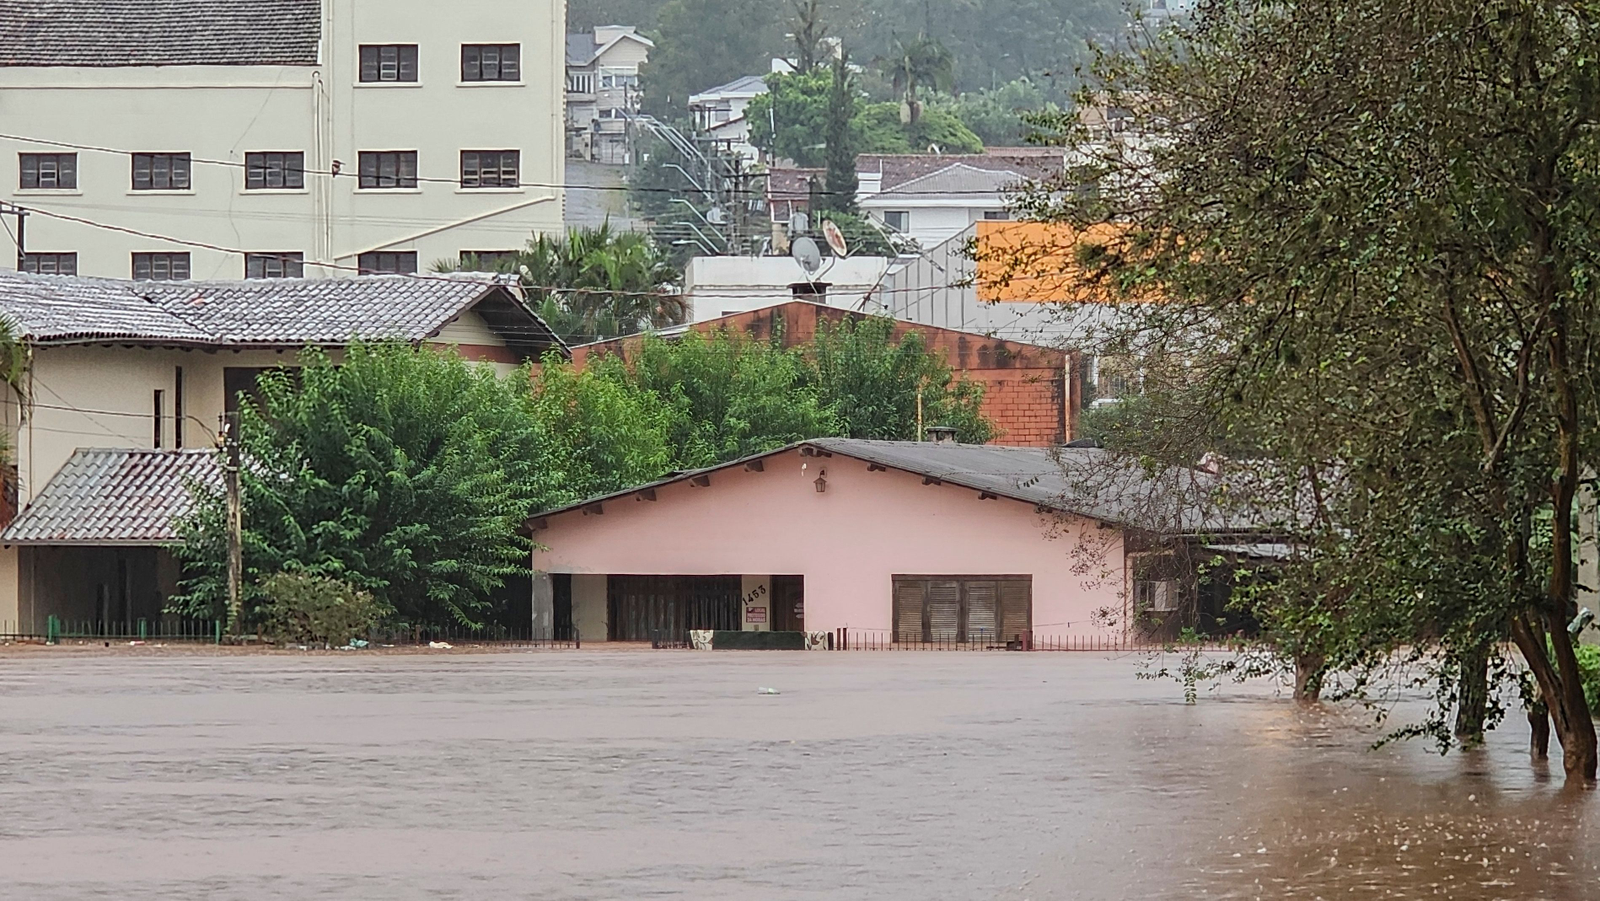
0, 648, 1594, 900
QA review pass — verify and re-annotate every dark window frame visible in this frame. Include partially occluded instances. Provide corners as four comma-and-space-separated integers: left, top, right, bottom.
19, 153, 77, 190
891, 575, 1032, 643
356, 251, 418, 275
461, 43, 521, 82
358, 151, 419, 189
245, 252, 306, 279
245, 152, 306, 190
459, 150, 519, 189
132, 153, 192, 191
21, 252, 77, 275
132, 252, 191, 281
359, 44, 419, 83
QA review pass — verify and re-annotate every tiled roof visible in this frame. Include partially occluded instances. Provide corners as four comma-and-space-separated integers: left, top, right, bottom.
2, 449, 222, 545
871, 163, 1025, 197
0, 0, 322, 68
859, 150, 1065, 192
566, 34, 600, 66
536, 438, 1267, 535
0, 270, 563, 357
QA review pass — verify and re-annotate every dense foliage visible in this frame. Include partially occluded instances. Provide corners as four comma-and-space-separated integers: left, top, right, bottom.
257, 573, 389, 648
748, 71, 983, 166
171, 344, 558, 630
1019, 0, 1600, 781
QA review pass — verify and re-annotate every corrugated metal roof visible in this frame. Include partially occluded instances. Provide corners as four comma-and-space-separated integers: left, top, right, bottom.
2, 449, 222, 545
0, 0, 322, 68
0, 270, 562, 356
534, 438, 1265, 534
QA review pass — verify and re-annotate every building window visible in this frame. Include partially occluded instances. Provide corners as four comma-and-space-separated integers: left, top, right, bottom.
599, 68, 638, 88
1134, 579, 1179, 612
245, 152, 305, 190
883, 211, 910, 232
458, 251, 520, 271
359, 44, 419, 82
153, 389, 165, 449
245, 252, 305, 279
132, 153, 191, 191
460, 151, 519, 189
983, 210, 1011, 220
357, 251, 418, 275
132, 252, 191, 281
19, 153, 76, 190
891, 576, 1032, 643
21, 252, 76, 275
358, 151, 419, 189
462, 44, 520, 81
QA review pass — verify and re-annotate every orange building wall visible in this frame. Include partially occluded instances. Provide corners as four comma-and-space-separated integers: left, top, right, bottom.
570, 302, 1082, 446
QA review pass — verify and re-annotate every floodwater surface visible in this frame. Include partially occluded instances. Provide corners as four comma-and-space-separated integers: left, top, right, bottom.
0, 649, 1594, 899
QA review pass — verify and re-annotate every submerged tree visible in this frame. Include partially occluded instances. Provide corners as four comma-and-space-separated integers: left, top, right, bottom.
1016, 0, 1600, 779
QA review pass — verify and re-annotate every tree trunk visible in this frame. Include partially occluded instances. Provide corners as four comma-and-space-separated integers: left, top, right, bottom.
1455, 642, 1490, 746
1529, 698, 1551, 759
1293, 652, 1325, 702
1512, 613, 1597, 781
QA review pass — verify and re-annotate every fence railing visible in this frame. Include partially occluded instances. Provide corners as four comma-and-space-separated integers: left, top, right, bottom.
825, 629, 1143, 651
0, 618, 580, 649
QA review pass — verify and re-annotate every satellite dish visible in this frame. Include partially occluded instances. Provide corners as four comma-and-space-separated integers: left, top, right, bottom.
792, 236, 823, 275
821, 219, 850, 257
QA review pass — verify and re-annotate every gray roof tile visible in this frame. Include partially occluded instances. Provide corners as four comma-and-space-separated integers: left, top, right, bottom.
0, 0, 322, 67
0, 270, 563, 356
2, 448, 221, 545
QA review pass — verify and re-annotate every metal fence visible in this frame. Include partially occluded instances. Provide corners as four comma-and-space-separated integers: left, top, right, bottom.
826, 628, 1154, 652
0, 618, 580, 649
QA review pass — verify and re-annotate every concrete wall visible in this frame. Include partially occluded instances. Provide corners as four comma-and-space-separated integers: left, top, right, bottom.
571, 573, 608, 641
536, 448, 1128, 638
685, 257, 891, 321
0, 0, 565, 279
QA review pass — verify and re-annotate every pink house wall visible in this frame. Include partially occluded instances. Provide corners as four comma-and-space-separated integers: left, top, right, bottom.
534, 448, 1129, 639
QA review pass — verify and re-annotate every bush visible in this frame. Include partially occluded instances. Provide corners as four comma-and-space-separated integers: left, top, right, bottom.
1575, 643, 1600, 715
259, 573, 390, 647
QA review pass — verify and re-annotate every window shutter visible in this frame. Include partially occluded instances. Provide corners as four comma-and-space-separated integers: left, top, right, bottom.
965, 581, 998, 641
927, 580, 961, 641
893, 579, 926, 642
998, 579, 1032, 641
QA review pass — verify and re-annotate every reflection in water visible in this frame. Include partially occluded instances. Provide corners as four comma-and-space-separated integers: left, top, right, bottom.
0, 650, 1592, 900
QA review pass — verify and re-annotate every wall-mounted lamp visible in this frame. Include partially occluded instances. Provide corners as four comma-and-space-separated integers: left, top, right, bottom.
814, 468, 828, 493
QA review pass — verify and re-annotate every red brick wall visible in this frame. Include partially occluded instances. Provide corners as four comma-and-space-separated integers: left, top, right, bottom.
568, 302, 1079, 446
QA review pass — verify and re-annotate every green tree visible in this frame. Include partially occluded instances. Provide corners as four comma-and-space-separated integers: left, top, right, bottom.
530, 358, 674, 501
821, 54, 860, 213
880, 34, 954, 126
934, 79, 1057, 146
749, 73, 983, 165
170, 344, 560, 629
436, 223, 684, 345
643, 0, 786, 115
802, 315, 994, 443
1021, 0, 1600, 779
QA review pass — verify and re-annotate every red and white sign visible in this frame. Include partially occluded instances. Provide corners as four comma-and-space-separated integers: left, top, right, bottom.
744, 606, 768, 624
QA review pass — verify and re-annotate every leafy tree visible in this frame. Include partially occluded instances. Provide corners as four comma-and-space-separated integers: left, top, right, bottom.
880, 34, 954, 125
788, 0, 832, 74
437, 223, 685, 344
171, 344, 560, 629
530, 359, 674, 502
750, 73, 983, 165
642, 0, 786, 115
933, 79, 1058, 146
802, 316, 994, 443
1021, 0, 1600, 780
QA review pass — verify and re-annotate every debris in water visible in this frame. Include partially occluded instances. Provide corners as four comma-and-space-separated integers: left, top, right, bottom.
757, 687, 780, 695
428, 641, 454, 649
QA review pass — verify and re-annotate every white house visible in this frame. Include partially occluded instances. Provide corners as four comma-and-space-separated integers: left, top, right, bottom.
855, 150, 1065, 248
0, 0, 565, 282
685, 255, 892, 321
565, 26, 654, 164
689, 74, 771, 164
0, 268, 564, 632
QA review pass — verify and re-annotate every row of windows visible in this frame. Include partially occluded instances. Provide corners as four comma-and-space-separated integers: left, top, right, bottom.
22, 250, 519, 279
19, 151, 521, 191
360, 43, 521, 83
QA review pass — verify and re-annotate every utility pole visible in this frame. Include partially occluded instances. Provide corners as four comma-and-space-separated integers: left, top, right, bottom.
222, 410, 243, 636
0, 202, 26, 269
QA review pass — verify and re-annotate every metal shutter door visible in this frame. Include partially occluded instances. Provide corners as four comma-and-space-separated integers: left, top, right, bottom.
894, 579, 926, 642
999, 579, 1033, 641
965, 581, 998, 642
928, 580, 961, 641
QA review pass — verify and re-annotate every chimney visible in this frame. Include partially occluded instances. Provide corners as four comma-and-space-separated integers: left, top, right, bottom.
926, 426, 958, 445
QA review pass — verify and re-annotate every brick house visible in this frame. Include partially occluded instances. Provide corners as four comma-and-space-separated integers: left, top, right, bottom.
569, 300, 1084, 446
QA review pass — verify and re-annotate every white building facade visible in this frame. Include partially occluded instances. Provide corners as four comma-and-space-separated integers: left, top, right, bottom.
565, 26, 652, 164
0, 0, 566, 282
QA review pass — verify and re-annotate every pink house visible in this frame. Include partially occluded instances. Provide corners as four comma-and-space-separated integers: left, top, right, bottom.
530, 437, 1240, 646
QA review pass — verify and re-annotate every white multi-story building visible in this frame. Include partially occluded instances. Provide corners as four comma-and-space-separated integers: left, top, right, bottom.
0, 0, 566, 281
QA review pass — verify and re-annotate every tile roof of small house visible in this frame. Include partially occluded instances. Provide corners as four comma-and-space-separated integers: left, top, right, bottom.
566, 34, 601, 66
533, 438, 1272, 535
0, 270, 564, 357
869, 162, 1026, 197
2, 449, 222, 545
858, 150, 1065, 192
0, 0, 323, 68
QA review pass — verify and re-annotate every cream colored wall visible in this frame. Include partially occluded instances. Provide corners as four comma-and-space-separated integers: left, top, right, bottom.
0, 546, 17, 630
434, 311, 503, 346
571, 573, 607, 641
0, 0, 565, 279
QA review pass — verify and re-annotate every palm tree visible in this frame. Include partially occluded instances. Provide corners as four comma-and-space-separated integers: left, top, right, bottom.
881, 35, 954, 126
436, 223, 684, 344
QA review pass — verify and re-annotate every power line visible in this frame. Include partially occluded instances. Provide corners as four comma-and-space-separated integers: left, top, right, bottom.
0, 130, 1047, 199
